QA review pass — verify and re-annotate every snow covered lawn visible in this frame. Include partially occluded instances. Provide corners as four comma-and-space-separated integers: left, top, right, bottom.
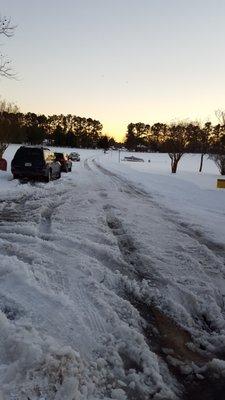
0, 145, 224, 399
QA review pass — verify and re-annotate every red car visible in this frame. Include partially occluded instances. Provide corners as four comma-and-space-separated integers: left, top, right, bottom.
54, 152, 72, 172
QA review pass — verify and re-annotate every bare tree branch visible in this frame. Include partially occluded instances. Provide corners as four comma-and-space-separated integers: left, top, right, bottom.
0, 16, 16, 37
0, 15, 16, 78
215, 109, 225, 125
0, 55, 15, 78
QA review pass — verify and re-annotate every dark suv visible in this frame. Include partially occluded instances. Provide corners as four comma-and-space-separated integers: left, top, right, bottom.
54, 152, 72, 172
11, 146, 61, 182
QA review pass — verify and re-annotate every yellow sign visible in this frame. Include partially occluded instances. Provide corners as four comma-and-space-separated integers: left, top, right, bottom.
217, 179, 225, 189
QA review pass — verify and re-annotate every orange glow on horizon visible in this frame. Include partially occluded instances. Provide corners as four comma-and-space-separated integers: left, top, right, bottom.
103, 123, 127, 142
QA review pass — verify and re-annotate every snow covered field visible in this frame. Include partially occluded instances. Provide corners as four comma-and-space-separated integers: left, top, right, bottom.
0, 145, 224, 399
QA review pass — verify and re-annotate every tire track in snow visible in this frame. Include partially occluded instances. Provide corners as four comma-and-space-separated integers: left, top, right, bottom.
105, 209, 225, 400
77, 277, 107, 336
89, 158, 225, 400
93, 159, 225, 281
103, 203, 165, 285
99, 159, 225, 321
83, 158, 93, 171
176, 221, 225, 262
0, 185, 72, 295
39, 204, 54, 234
102, 205, 215, 400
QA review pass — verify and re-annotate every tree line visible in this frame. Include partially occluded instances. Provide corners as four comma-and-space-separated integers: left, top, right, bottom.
1, 106, 225, 175
0, 103, 117, 153
125, 120, 225, 174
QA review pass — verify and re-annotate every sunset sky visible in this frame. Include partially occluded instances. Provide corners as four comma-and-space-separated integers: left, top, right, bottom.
0, 0, 225, 140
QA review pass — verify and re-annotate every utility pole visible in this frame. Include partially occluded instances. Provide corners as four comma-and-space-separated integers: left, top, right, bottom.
118, 149, 121, 163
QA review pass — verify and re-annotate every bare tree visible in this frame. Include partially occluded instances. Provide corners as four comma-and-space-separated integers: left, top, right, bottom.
209, 124, 225, 175
0, 15, 16, 78
198, 122, 212, 173
210, 154, 225, 175
215, 109, 225, 125
162, 123, 189, 173
0, 98, 19, 113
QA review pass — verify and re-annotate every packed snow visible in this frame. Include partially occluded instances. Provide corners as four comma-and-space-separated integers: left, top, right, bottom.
0, 145, 224, 399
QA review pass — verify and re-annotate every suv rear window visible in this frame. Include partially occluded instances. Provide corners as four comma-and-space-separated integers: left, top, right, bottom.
13, 147, 44, 163
54, 152, 63, 159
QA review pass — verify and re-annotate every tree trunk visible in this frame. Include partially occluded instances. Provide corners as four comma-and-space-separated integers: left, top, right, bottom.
218, 157, 225, 175
221, 165, 225, 175
199, 153, 204, 172
171, 160, 178, 173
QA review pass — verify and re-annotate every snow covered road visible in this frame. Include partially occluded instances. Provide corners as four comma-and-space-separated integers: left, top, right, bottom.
0, 151, 225, 399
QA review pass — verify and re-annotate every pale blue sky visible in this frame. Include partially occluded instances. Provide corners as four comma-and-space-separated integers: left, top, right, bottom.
0, 0, 225, 139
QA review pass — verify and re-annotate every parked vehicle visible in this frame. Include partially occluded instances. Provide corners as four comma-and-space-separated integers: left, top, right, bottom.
69, 152, 80, 162
0, 158, 7, 171
11, 146, 61, 182
54, 152, 72, 172
122, 156, 144, 162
